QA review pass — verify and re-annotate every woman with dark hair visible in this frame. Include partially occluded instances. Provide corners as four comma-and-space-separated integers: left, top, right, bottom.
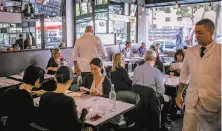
39, 66, 88, 131
22, 65, 45, 88
81, 58, 111, 97
170, 49, 185, 76
3, 65, 45, 131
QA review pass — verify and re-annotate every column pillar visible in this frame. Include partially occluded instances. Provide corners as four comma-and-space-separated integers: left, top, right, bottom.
137, 0, 148, 45
66, 0, 75, 47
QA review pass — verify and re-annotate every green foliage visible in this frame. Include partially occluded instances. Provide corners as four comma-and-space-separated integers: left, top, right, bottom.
158, 7, 171, 13
176, 6, 192, 18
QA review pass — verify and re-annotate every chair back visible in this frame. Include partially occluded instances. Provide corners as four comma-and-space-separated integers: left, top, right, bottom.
131, 84, 161, 131
116, 91, 140, 125
117, 91, 140, 106
114, 82, 131, 93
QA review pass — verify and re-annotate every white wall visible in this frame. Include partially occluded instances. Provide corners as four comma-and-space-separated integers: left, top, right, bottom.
66, 0, 74, 47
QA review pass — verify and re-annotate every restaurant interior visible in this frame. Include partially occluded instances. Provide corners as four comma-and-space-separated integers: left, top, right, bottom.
0, 0, 221, 131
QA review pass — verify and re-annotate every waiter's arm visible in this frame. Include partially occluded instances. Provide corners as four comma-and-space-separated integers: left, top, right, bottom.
72, 41, 79, 71
176, 54, 189, 109
96, 36, 106, 58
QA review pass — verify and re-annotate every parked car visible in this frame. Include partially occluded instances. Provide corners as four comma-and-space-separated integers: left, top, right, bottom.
151, 39, 176, 53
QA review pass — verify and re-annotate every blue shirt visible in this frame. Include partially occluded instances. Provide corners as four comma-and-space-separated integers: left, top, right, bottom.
138, 47, 147, 55
132, 62, 165, 94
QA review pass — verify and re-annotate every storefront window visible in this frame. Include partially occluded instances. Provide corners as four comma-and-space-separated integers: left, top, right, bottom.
130, 22, 136, 42
75, 1, 137, 45
76, 21, 93, 39
95, 20, 107, 33
43, 17, 63, 48
147, 2, 222, 50
76, 3, 80, 16
109, 21, 127, 44
81, 2, 88, 15
97, 0, 103, 5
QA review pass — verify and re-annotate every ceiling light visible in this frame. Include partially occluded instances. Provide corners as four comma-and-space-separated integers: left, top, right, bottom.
175, 0, 179, 8
141, 6, 145, 12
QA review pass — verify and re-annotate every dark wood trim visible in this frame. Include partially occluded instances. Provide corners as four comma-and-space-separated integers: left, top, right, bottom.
40, 15, 45, 49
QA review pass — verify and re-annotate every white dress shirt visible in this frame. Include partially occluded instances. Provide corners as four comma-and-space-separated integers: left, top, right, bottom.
180, 41, 221, 112
121, 48, 132, 58
72, 33, 106, 72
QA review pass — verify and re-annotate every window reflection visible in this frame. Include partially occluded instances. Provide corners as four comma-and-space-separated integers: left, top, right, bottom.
44, 17, 63, 48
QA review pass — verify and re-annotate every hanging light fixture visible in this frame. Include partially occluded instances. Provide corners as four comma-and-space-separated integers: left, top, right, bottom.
210, 3, 214, 10
132, 0, 136, 3
119, 8, 122, 15
175, 0, 179, 9
141, 5, 145, 12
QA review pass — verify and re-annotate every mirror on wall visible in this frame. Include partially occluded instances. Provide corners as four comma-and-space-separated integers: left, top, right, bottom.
0, 0, 65, 52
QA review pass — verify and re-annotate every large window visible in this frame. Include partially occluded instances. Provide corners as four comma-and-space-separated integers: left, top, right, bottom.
75, 1, 137, 45
147, 2, 222, 48
81, 2, 88, 15
76, 3, 80, 16
43, 17, 63, 48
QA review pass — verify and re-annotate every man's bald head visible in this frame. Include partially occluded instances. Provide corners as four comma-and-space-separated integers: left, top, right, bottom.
85, 25, 94, 33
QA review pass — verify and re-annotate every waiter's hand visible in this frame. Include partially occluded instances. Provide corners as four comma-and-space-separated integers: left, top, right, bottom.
176, 95, 183, 109
74, 66, 80, 74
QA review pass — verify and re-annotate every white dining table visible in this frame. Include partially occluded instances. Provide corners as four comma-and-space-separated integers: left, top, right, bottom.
125, 57, 144, 62
103, 61, 113, 67
34, 95, 135, 127
9, 73, 54, 81
0, 77, 22, 88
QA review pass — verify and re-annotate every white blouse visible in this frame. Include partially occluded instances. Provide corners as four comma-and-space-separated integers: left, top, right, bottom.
90, 75, 105, 94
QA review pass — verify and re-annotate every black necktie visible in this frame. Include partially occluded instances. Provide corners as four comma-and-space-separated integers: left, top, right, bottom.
200, 47, 206, 58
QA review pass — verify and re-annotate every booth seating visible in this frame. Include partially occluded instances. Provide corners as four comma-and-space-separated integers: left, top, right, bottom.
0, 44, 140, 77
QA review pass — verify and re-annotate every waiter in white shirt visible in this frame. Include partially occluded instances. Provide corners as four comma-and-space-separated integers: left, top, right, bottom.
73, 25, 106, 81
176, 19, 221, 131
